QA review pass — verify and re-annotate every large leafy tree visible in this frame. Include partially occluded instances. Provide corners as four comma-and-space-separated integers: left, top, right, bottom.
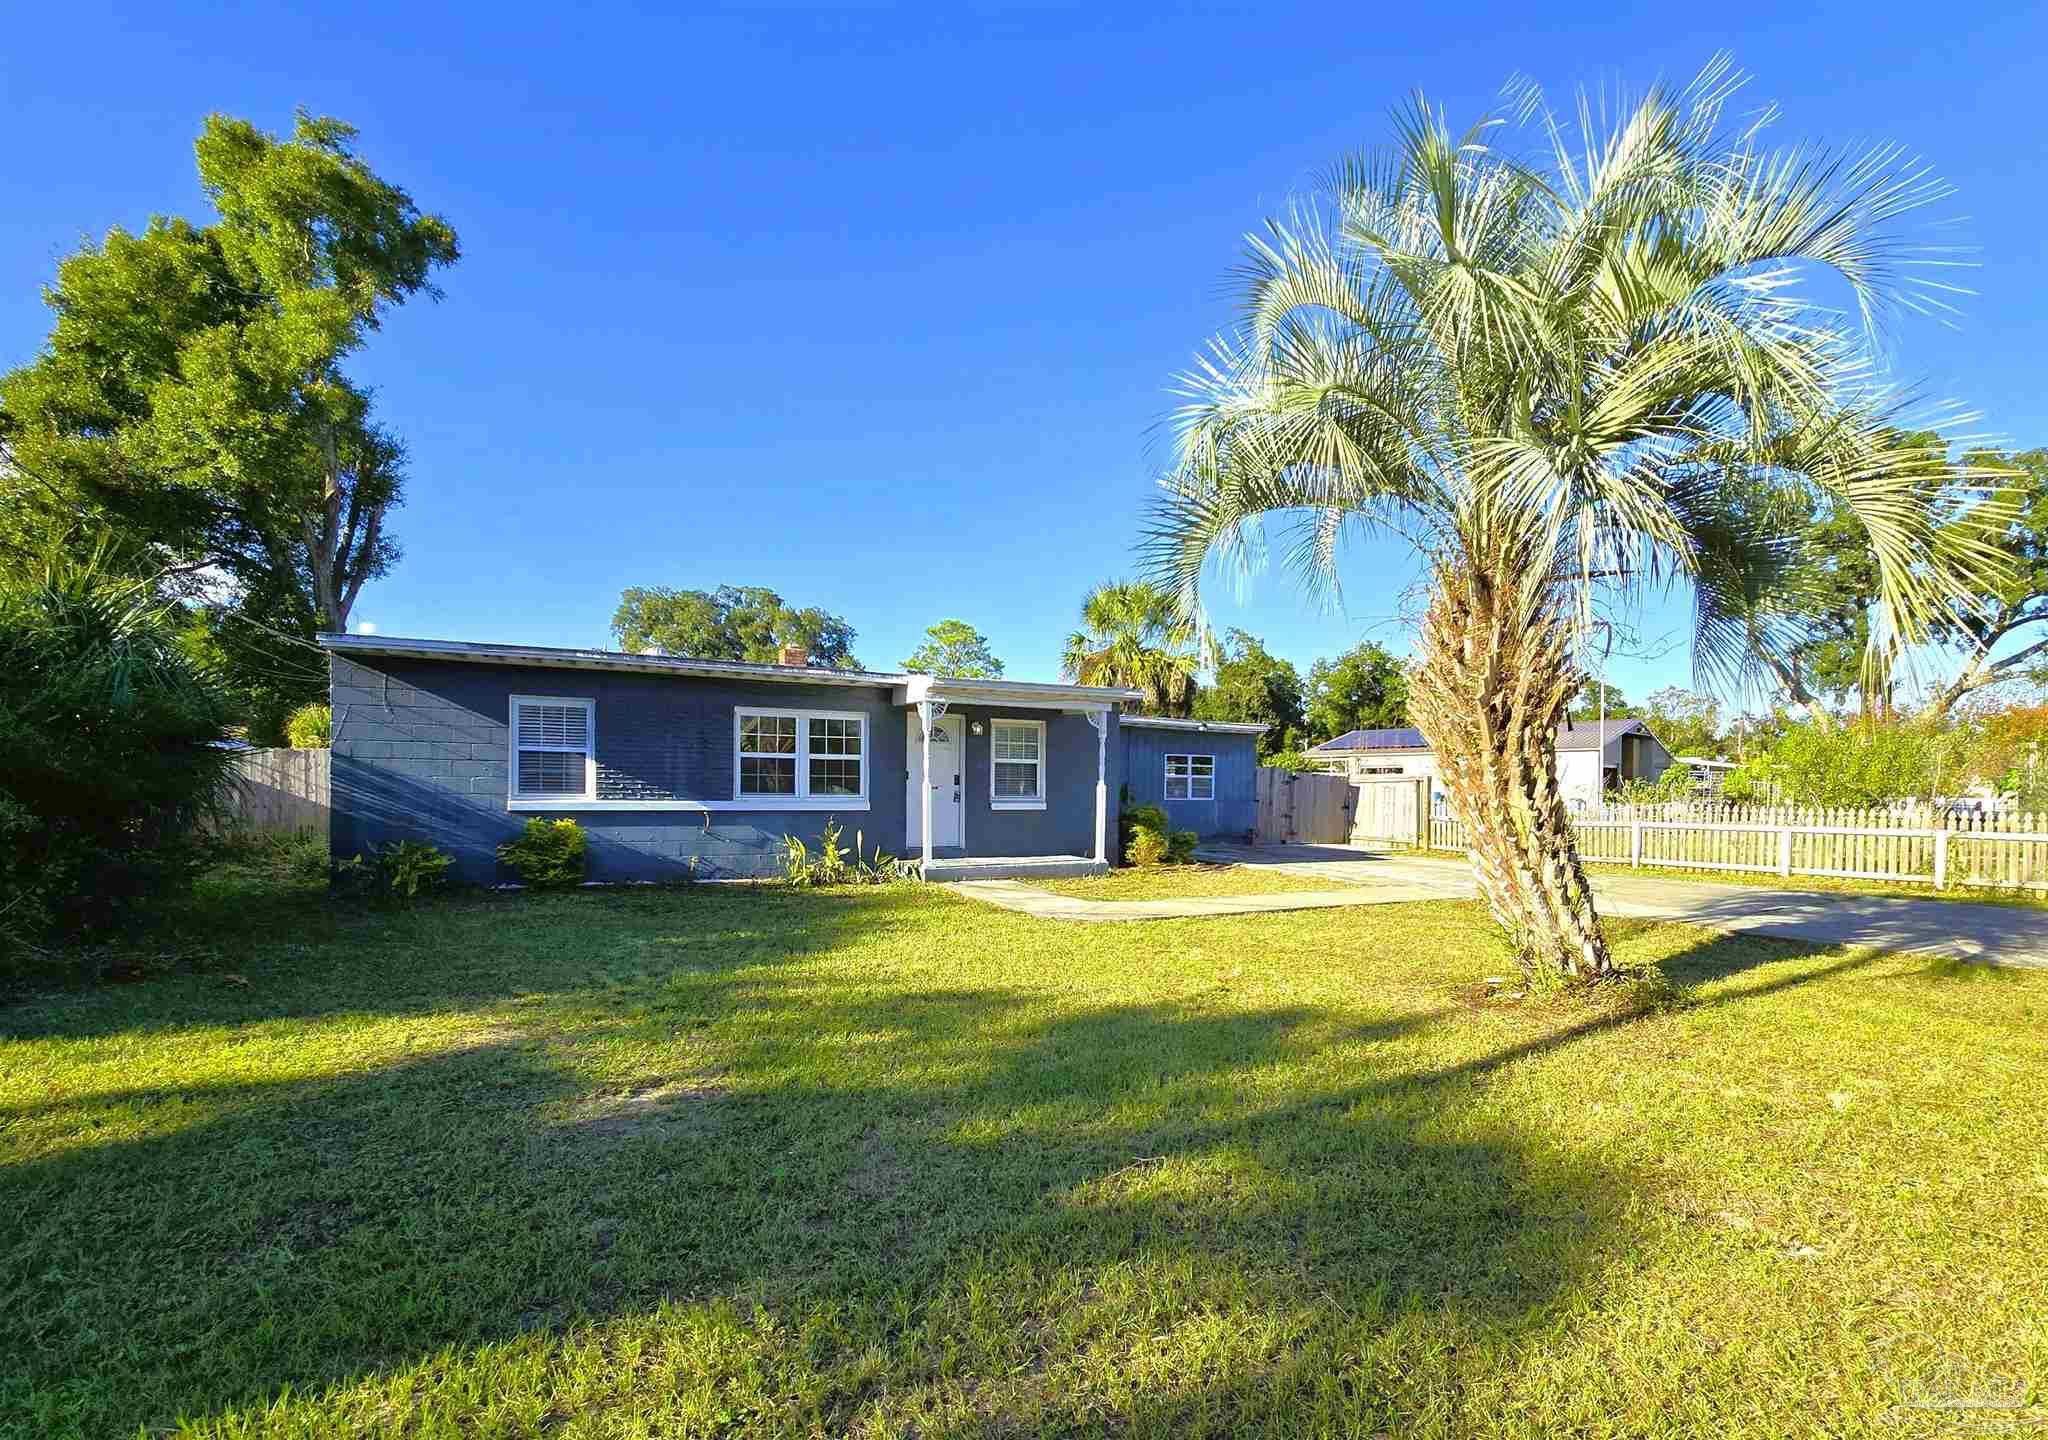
1759, 440, 2045, 720
1970, 703, 2048, 808
1566, 678, 1639, 722
1927, 448, 2048, 716
1146, 63, 1999, 981
0, 112, 457, 740
1192, 629, 1304, 755
1060, 581, 1202, 715
1302, 640, 1408, 740
611, 585, 861, 668
902, 619, 1004, 678
1642, 686, 1725, 758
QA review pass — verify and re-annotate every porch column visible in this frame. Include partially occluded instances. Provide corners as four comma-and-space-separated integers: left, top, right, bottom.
916, 699, 935, 872
1087, 709, 1108, 863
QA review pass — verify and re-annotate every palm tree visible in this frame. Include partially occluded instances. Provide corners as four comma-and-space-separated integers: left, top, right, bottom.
1145, 60, 2001, 982
1061, 581, 1203, 716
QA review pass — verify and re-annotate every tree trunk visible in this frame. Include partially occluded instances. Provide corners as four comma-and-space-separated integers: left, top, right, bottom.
1410, 565, 1614, 983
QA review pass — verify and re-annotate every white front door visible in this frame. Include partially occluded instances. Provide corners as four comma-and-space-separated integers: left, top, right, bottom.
906, 711, 963, 850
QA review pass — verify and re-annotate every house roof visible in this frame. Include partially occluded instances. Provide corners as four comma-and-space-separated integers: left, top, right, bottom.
1306, 719, 1655, 755
1553, 718, 1652, 752
316, 633, 1144, 704
1117, 716, 1269, 734
1305, 727, 1429, 754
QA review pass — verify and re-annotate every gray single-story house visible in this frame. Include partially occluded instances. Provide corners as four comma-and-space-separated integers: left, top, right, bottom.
1303, 718, 1675, 810
1117, 716, 1267, 839
320, 633, 1143, 883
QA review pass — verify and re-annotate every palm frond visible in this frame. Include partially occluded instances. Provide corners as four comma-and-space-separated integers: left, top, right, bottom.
1146, 58, 1991, 708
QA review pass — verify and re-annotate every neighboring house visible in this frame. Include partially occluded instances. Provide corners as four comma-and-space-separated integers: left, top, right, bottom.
321, 633, 1143, 883
1117, 717, 1267, 840
1676, 755, 1739, 795
1303, 719, 1675, 810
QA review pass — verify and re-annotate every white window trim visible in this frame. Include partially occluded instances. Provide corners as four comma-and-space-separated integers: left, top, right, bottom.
508, 694, 597, 805
988, 717, 1047, 811
1164, 752, 1216, 802
733, 706, 870, 808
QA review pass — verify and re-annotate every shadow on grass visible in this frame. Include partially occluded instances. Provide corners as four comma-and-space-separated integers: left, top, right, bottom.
0, 890, 1858, 1435
0, 881, 912, 1040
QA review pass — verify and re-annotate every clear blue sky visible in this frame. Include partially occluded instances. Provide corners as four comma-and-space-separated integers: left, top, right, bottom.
5, 3, 2043, 701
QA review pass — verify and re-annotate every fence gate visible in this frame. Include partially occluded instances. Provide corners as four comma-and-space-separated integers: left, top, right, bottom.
1254, 768, 1357, 844
1350, 776, 1429, 847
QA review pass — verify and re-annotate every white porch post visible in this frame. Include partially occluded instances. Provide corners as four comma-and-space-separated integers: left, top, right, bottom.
1087, 709, 1108, 863
917, 698, 935, 871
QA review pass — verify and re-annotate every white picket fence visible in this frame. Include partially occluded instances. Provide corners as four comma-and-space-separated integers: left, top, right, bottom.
1425, 802, 2048, 892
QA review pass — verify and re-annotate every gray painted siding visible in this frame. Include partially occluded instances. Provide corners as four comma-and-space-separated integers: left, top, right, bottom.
330, 654, 1125, 880
330, 654, 906, 882
1117, 727, 1260, 838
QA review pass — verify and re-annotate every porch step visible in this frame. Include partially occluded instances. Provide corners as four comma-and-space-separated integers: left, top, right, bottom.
922, 855, 1107, 883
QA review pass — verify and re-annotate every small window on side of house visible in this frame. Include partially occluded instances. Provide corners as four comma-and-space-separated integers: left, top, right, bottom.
1164, 753, 1215, 801
510, 696, 596, 802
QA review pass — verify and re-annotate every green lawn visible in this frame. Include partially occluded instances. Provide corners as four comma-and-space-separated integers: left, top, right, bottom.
3, 861, 2044, 1438
1035, 863, 1355, 900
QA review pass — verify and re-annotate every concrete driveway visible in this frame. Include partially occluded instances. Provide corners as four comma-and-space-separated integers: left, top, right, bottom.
1196, 842, 2048, 970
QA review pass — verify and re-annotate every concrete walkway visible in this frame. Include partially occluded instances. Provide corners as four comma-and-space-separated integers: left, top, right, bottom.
948, 843, 2048, 970
950, 877, 1454, 923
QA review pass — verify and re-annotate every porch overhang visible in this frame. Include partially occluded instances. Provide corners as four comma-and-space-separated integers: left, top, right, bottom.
895, 676, 1139, 873
890, 674, 1142, 712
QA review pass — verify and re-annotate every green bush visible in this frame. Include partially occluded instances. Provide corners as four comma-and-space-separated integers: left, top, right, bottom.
333, 839, 454, 899
1119, 802, 1201, 867
786, 819, 900, 886
496, 817, 587, 888
0, 550, 233, 964
212, 828, 329, 884
1264, 751, 1326, 773
379, 840, 452, 897
1119, 802, 1168, 851
1723, 717, 1973, 806
284, 702, 331, 748
1126, 826, 1170, 866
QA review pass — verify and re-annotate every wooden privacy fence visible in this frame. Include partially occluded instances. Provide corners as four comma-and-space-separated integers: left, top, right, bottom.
1350, 776, 1431, 847
1255, 767, 1356, 844
1425, 802, 2048, 892
215, 747, 330, 836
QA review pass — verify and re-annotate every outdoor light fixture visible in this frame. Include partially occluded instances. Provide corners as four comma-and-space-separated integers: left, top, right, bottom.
970, 721, 985, 735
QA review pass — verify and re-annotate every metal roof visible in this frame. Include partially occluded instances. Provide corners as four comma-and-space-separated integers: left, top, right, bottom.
1305, 727, 1428, 753
1553, 719, 1650, 752
317, 632, 1143, 702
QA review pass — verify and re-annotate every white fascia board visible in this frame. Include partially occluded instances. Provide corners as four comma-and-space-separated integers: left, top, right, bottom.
1118, 717, 1269, 733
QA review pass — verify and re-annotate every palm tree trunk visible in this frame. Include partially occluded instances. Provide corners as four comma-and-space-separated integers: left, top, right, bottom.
1410, 565, 1613, 983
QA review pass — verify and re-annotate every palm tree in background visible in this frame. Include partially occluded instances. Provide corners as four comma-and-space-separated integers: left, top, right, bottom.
1061, 580, 1204, 716
1145, 59, 2003, 982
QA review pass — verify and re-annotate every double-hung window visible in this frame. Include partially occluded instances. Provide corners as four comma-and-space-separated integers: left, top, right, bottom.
989, 719, 1045, 808
1164, 753, 1215, 801
510, 696, 596, 803
736, 708, 867, 805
